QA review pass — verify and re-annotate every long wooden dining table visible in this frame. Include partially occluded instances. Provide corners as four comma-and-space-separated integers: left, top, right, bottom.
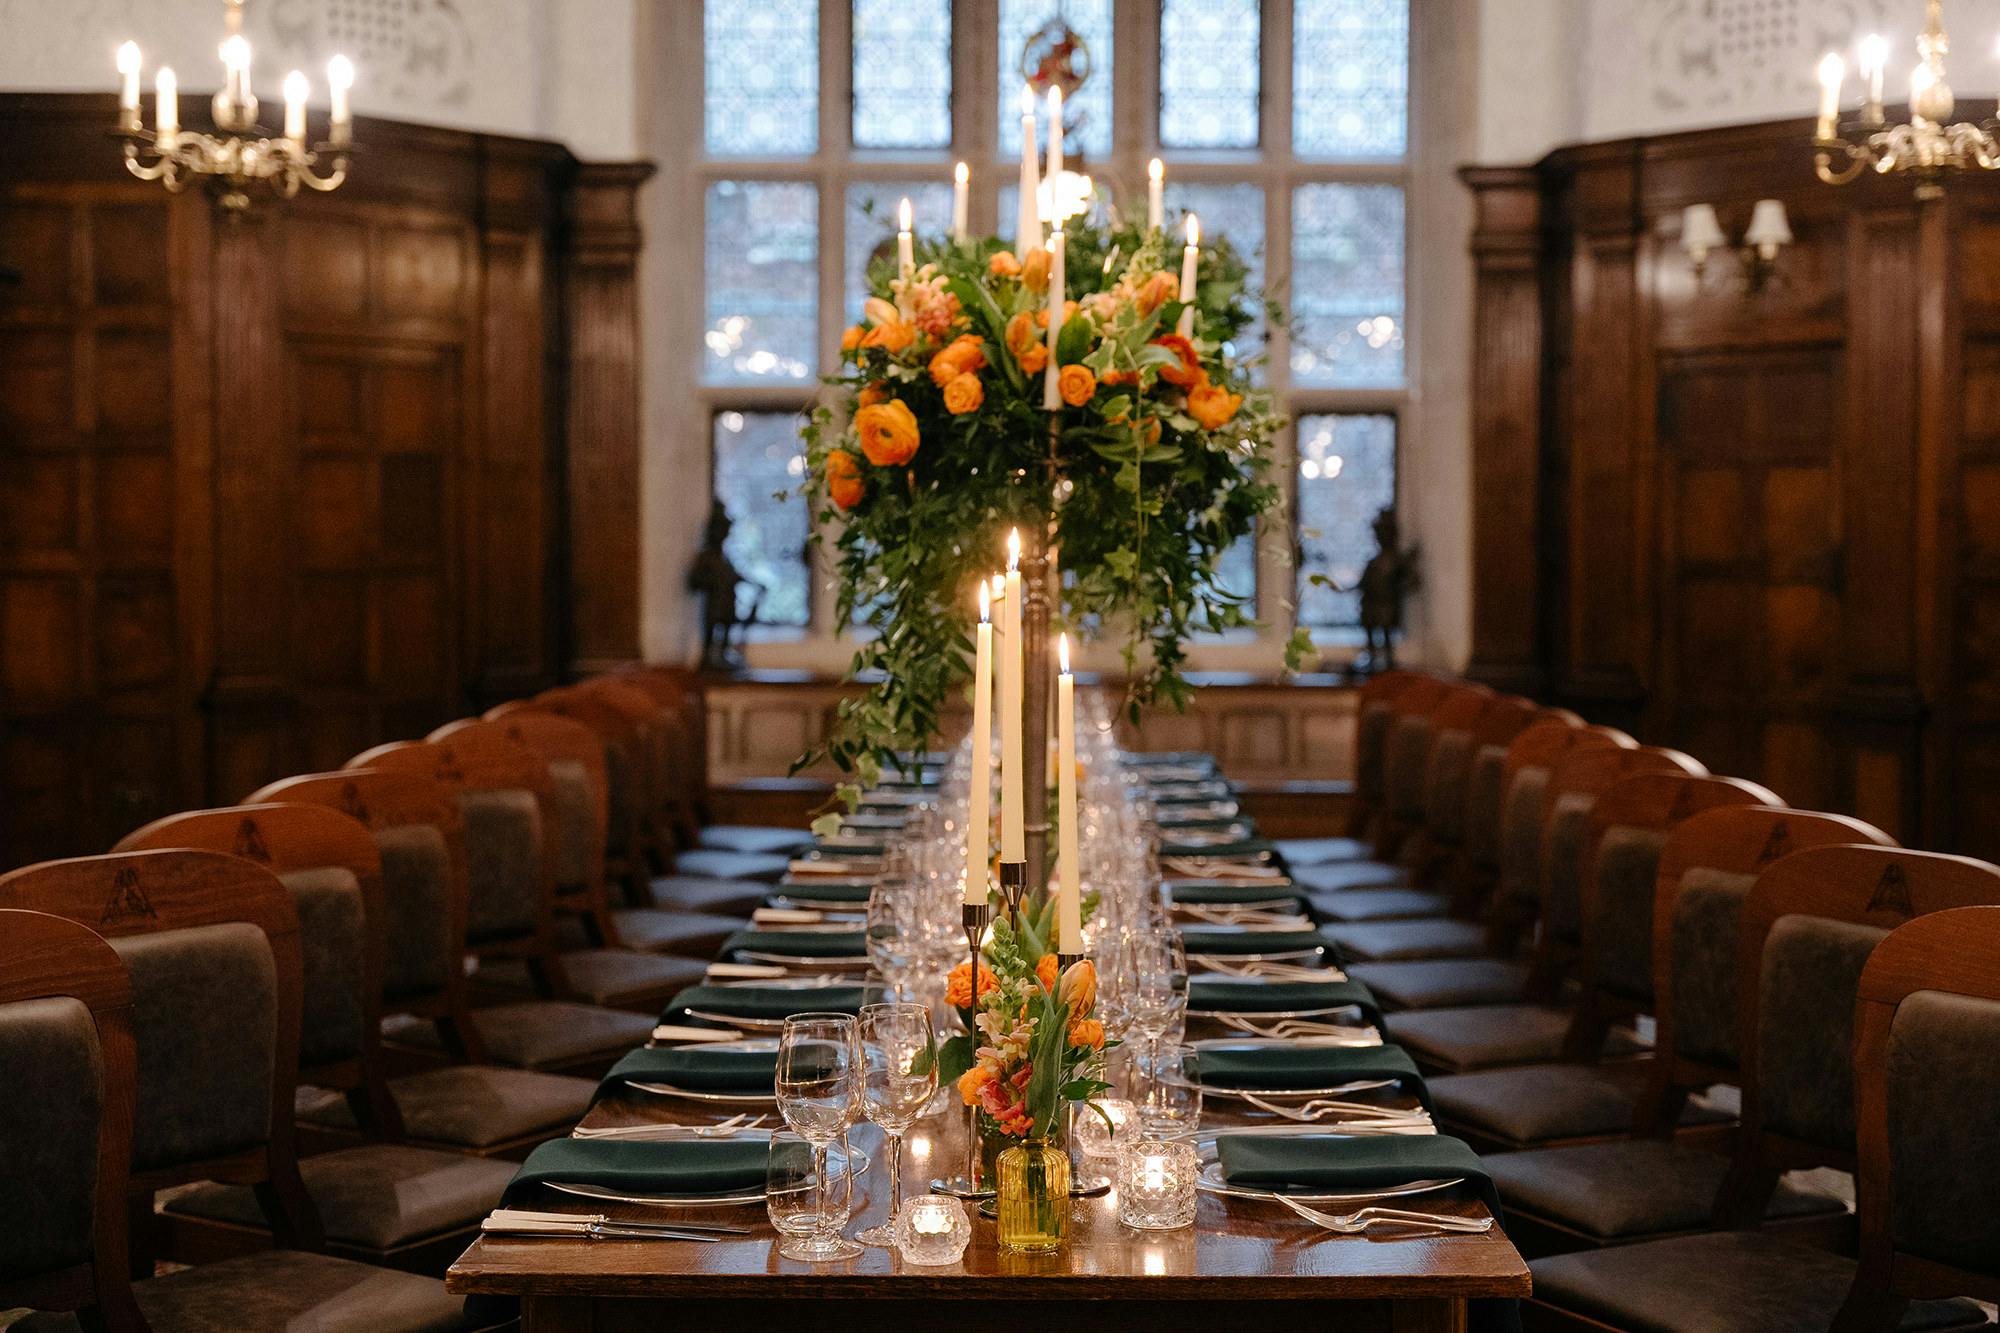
447, 1008, 1530, 1333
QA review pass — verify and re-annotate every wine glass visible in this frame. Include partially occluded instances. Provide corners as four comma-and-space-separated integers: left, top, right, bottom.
865, 885, 919, 1000
854, 1002, 938, 1245
1122, 929, 1187, 1113
776, 1013, 863, 1260
768, 1130, 855, 1262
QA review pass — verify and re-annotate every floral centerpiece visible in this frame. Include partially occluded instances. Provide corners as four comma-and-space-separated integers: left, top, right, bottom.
799, 213, 1299, 783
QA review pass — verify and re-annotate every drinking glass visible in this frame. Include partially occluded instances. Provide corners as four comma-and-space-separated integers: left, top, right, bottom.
865, 885, 919, 1000
1139, 1043, 1203, 1139
768, 1130, 856, 1262
776, 1013, 863, 1260
1122, 930, 1187, 1112
855, 1001, 938, 1244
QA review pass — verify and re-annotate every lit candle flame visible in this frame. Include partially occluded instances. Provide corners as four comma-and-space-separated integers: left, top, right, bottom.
1058, 632, 1071, 674
978, 579, 991, 623
1186, 213, 1200, 247
1149, 156, 1164, 183
954, 160, 969, 184
1021, 84, 1036, 118
327, 53, 354, 91
1006, 529, 1020, 571
117, 41, 141, 75
898, 196, 912, 231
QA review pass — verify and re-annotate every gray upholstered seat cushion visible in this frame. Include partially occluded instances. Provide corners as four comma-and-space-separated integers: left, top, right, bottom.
473, 950, 709, 1009
1387, 1003, 1645, 1072
1885, 989, 2000, 1274
1538, 795, 1597, 946
648, 875, 776, 914
1430, 1062, 1730, 1148
1345, 958, 1530, 1010
385, 1000, 653, 1071
460, 788, 545, 944
1273, 836, 1373, 867
1381, 716, 1436, 822
163, 1144, 514, 1250
1528, 1230, 1984, 1333
1459, 746, 1510, 868
607, 908, 744, 957
547, 760, 601, 892
1487, 1138, 1845, 1240
1293, 860, 1413, 894
697, 824, 816, 856
278, 866, 368, 1070
1309, 888, 1454, 922
1758, 915, 1888, 1151
298, 1065, 591, 1149
374, 824, 456, 1003
1495, 767, 1554, 910
1670, 868, 1758, 1070
1324, 917, 1487, 962
16, 1249, 473, 1333
1588, 825, 1670, 1003
113, 924, 277, 1172
672, 849, 791, 883
1421, 731, 1478, 845
0, 995, 103, 1278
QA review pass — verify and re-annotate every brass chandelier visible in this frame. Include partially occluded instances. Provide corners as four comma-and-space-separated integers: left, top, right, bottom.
113, 0, 354, 211
1813, 0, 1999, 197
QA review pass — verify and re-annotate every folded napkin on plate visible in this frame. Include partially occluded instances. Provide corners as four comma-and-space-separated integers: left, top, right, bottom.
1194, 1043, 1427, 1109
772, 880, 875, 904
662, 983, 870, 1022
1179, 927, 1328, 957
1150, 782, 1237, 803
1188, 976, 1382, 1028
811, 840, 884, 858
500, 1136, 775, 1206
786, 859, 878, 878
597, 1044, 777, 1098
1157, 836, 1276, 860
721, 929, 867, 960
1155, 814, 1253, 831
1168, 880, 1305, 906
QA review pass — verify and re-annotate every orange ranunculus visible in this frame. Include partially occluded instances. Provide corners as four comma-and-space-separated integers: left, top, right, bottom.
857, 381, 888, 407
855, 398, 921, 466
1006, 311, 1048, 375
860, 318, 915, 353
841, 324, 866, 351
1058, 959, 1096, 1014
943, 371, 984, 415
1021, 246, 1051, 291
928, 333, 987, 386
1189, 380, 1244, 430
1067, 1018, 1105, 1050
946, 959, 998, 1009
1102, 367, 1140, 388
957, 1064, 997, 1106
1059, 364, 1096, 406
1035, 954, 1060, 991
989, 250, 1022, 278
1151, 333, 1203, 388
1135, 270, 1179, 316
825, 449, 865, 510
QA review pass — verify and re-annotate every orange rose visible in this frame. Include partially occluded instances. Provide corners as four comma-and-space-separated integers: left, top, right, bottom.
946, 960, 998, 1009
1151, 333, 1203, 388
1035, 954, 1060, 991
1058, 364, 1096, 406
928, 333, 987, 386
989, 250, 1022, 278
1021, 246, 1051, 292
1067, 1018, 1105, 1050
1188, 381, 1243, 430
860, 318, 915, 353
857, 381, 888, 407
841, 324, 866, 351
957, 1064, 997, 1105
1006, 311, 1048, 375
855, 398, 921, 466
1135, 271, 1179, 316
943, 371, 984, 415
825, 449, 865, 510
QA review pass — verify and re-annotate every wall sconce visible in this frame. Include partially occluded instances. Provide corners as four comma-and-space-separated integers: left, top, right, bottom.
1680, 199, 1792, 291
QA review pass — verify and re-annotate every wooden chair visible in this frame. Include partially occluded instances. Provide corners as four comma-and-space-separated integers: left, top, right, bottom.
1444, 698, 1583, 915
1524, 845, 2000, 1332
1277, 668, 1432, 867
115, 805, 517, 1274
0, 866, 477, 1333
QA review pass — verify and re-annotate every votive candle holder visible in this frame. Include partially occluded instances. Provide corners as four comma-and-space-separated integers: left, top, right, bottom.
1116, 1137, 1198, 1231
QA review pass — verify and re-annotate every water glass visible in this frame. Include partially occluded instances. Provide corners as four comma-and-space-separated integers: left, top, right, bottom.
1139, 1043, 1202, 1139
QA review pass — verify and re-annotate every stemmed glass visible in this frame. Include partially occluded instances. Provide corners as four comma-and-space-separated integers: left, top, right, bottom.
854, 1001, 939, 1245
1139, 1042, 1203, 1139
1122, 929, 1187, 1116
775, 1013, 863, 1260
865, 885, 919, 1000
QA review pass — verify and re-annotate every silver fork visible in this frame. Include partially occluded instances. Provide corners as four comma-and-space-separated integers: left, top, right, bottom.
1198, 958, 1343, 982
573, 1113, 769, 1140
1270, 1192, 1492, 1235
1242, 1093, 1432, 1126
1217, 1015, 1376, 1042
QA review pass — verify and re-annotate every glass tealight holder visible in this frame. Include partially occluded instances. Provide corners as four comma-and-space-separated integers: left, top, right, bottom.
893, 1194, 972, 1265
1116, 1137, 1198, 1231
1074, 1097, 1136, 1160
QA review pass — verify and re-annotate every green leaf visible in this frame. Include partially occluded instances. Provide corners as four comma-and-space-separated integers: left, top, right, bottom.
937, 1033, 976, 1087
1056, 312, 1092, 366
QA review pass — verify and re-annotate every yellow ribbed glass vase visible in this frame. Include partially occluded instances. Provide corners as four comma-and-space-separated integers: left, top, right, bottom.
995, 1136, 1071, 1252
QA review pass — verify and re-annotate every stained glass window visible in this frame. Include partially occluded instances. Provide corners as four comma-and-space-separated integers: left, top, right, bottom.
713, 410, 813, 628
704, 181, 819, 385
852, 0, 953, 149
1290, 183, 1404, 387
1160, 0, 1260, 149
999, 0, 1113, 160
1294, 0, 1408, 159
704, 0, 818, 156
845, 183, 956, 323
1295, 413, 1396, 627
1165, 182, 1266, 369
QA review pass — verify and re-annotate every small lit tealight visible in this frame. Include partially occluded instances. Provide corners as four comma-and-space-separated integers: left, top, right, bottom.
894, 1194, 973, 1265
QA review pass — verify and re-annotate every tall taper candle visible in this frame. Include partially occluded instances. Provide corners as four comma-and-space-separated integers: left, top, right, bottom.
1147, 157, 1164, 231
1000, 532, 1025, 863
1045, 85, 1064, 183
952, 161, 969, 240
1042, 227, 1066, 409
1056, 633, 1081, 951
896, 197, 915, 317
1015, 85, 1041, 255
966, 581, 993, 903
1176, 213, 1200, 339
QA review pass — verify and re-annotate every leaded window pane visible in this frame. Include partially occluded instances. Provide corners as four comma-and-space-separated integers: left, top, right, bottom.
713, 410, 812, 628
1165, 181, 1266, 370
852, 0, 953, 148
1290, 183, 1404, 387
1294, 0, 1408, 159
704, 0, 817, 156
999, 0, 1114, 160
845, 182, 956, 323
705, 180, 819, 384
1160, 0, 1260, 148
1296, 413, 1396, 627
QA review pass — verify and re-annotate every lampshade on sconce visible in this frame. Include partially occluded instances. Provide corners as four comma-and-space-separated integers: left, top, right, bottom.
1680, 198, 1791, 290
1743, 199, 1794, 259
1680, 204, 1728, 268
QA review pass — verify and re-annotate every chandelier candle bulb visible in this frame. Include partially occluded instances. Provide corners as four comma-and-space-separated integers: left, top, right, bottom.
1055, 634, 1081, 952
283, 71, 308, 146
219, 33, 251, 124
1860, 32, 1888, 120
1000, 533, 1024, 864
1177, 214, 1200, 339
1017, 85, 1042, 255
952, 162, 969, 240
1043, 227, 1066, 409
1817, 52, 1845, 138
966, 581, 993, 905
1148, 158, 1165, 230
328, 55, 353, 145
116, 42, 142, 129
155, 66, 178, 148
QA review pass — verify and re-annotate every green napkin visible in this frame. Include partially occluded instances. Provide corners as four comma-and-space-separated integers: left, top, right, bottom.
662, 983, 870, 1022
811, 841, 884, 858
721, 929, 867, 960
597, 1045, 776, 1098
1194, 1044, 1428, 1110
1155, 814, 1252, 832
500, 1136, 776, 1205
771, 880, 875, 904
1169, 880, 1305, 906
1187, 976, 1382, 1028
1157, 837, 1276, 860
1179, 927, 1328, 957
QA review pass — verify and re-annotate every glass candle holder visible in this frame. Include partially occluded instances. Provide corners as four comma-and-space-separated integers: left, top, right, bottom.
1117, 1137, 1198, 1231
1074, 1097, 1135, 1159
893, 1194, 972, 1265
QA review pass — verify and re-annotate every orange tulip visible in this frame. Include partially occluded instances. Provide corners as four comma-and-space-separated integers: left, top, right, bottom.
943, 371, 984, 415
1188, 381, 1243, 430
1021, 246, 1051, 292
1058, 364, 1097, 407
860, 318, 915, 353
1151, 333, 1203, 388
825, 449, 865, 510
1135, 271, 1179, 316
1035, 954, 1060, 991
1067, 1018, 1105, 1050
1006, 311, 1048, 375
840, 324, 866, 351
855, 399, 921, 466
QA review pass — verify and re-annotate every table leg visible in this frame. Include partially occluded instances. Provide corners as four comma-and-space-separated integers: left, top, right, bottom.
521, 1295, 594, 1333
1390, 1297, 1468, 1333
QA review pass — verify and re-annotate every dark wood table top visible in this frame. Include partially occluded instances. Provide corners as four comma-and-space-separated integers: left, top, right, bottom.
447, 1007, 1530, 1303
